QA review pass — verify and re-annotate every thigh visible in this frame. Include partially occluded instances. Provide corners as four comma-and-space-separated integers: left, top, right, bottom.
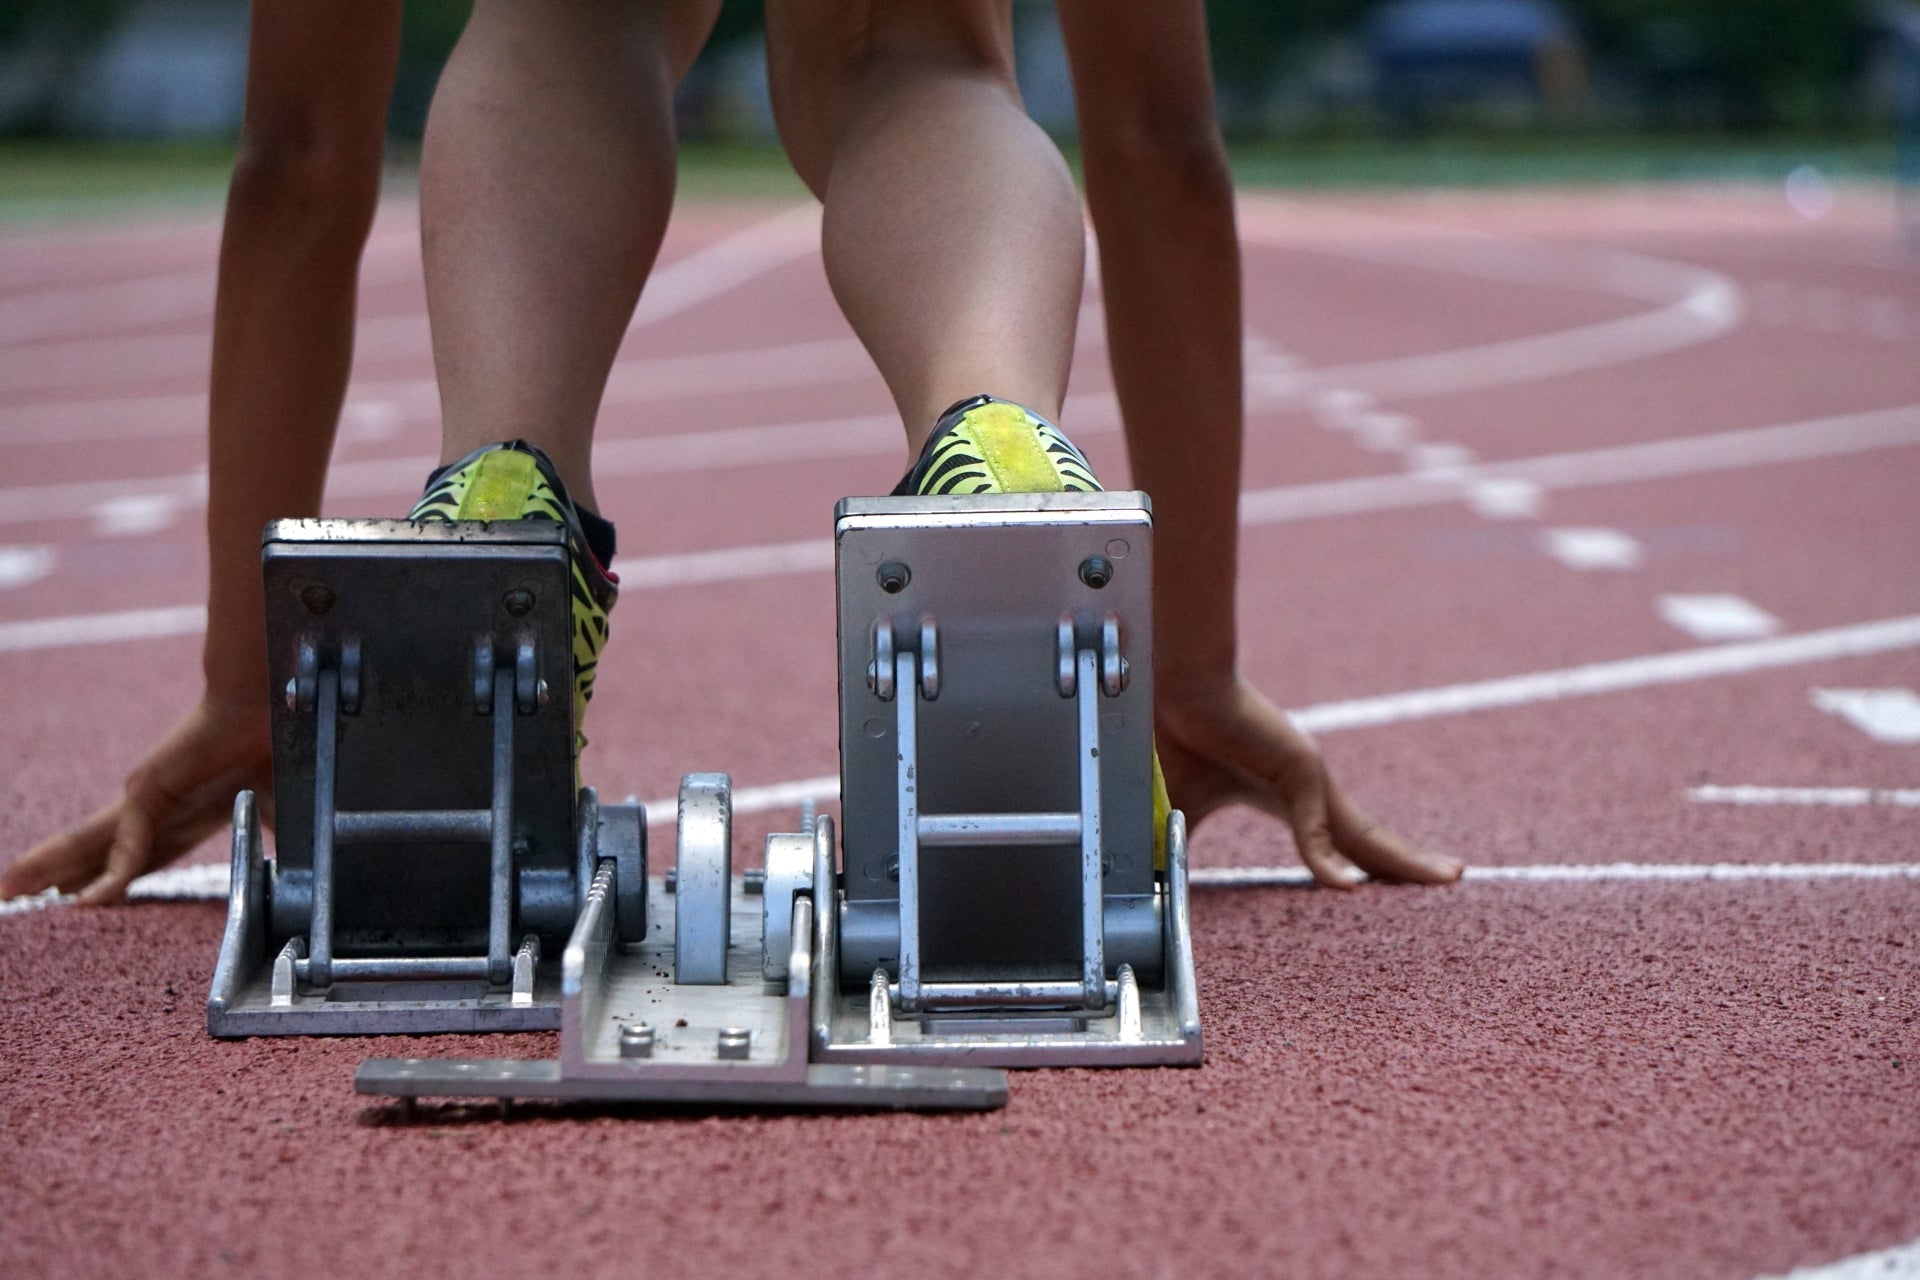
242, 0, 400, 155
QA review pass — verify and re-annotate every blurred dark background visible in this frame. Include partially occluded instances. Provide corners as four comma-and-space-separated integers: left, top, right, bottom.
0, 0, 1909, 137
0, 0, 1915, 203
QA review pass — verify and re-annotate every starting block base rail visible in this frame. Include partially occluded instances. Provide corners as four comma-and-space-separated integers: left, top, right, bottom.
353, 1060, 1005, 1110
357, 870, 1007, 1111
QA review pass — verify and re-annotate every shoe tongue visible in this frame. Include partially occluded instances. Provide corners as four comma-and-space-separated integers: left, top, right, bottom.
968, 402, 1065, 493
463, 449, 543, 520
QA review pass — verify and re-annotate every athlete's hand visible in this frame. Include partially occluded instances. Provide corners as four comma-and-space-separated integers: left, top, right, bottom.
0, 696, 273, 905
1156, 676, 1463, 889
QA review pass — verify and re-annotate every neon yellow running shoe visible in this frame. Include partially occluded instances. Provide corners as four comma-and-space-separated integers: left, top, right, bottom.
408, 440, 617, 770
897, 396, 1173, 867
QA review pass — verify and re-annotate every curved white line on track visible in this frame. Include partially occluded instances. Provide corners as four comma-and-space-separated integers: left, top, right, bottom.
0, 197, 1733, 445
1238, 197, 1742, 401
0, 224, 422, 348
6, 857, 1916, 918
0, 204, 823, 439
5, 404, 1920, 647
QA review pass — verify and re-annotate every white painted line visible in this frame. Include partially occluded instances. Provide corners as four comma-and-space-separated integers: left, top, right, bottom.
6, 388, 1917, 537
91, 494, 179, 537
1238, 203, 1742, 401
1191, 861, 1920, 887
342, 398, 403, 442
1467, 477, 1543, 520
0, 603, 205, 654
1353, 411, 1418, 451
1690, 785, 1920, 808
637, 773, 839, 827
1658, 593, 1781, 642
1289, 613, 1920, 734
627, 203, 821, 329
10, 855, 1914, 917
1757, 1238, 1920, 1280
1312, 388, 1376, 426
1544, 526, 1643, 571
0, 545, 55, 589
1811, 687, 1920, 744
1236, 404, 1920, 528
614, 538, 835, 591
1405, 442, 1476, 474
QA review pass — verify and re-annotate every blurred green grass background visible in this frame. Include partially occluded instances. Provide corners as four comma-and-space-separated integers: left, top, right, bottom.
0, 132, 1897, 225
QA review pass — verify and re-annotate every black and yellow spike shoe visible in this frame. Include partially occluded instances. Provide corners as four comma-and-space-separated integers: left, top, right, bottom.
895, 396, 1173, 867
409, 440, 617, 773
895, 395, 1102, 496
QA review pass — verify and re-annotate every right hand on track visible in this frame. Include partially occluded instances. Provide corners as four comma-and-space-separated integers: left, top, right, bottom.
0, 696, 273, 905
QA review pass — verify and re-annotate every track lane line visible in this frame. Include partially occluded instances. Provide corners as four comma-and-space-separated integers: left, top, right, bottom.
6, 856, 1916, 917
591, 613, 1920, 822
1691, 785, 1920, 808
1757, 1239, 1920, 1280
1, 396, 1915, 548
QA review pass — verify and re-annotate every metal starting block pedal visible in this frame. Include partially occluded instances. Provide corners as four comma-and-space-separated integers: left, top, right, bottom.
209, 519, 615, 1036
813, 492, 1202, 1066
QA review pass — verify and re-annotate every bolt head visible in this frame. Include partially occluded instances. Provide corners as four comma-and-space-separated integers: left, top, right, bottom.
1079, 556, 1113, 589
502, 589, 535, 616
876, 561, 911, 594
299, 584, 335, 615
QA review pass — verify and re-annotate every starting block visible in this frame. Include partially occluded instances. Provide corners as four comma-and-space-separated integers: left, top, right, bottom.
812, 492, 1201, 1066
351, 490, 1196, 1110
208, 520, 607, 1035
212, 493, 1199, 1108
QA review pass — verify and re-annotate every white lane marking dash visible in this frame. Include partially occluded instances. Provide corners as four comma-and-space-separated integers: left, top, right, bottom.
1544, 526, 1643, 571
1690, 784, 1920, 808
1406, 442, 1476, 474
0, 603, 205, 654
0, 545, 55, 589
1658, 593, 1781, 642
1467, 477, 1544, 520
1811, 687, 1920, 744
1292, 614, 1920, 733
92, 494, 179, 536
1190, 862, 1920, 887
1757, 1237, 1920, 1280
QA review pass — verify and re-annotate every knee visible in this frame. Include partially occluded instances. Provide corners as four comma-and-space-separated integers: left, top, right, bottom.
1083, 116, 1233, 208
226, 119, 385, 256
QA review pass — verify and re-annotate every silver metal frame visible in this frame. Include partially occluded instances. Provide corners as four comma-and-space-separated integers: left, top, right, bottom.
209, 520, 581, 1037
815, 492, 1202, 1068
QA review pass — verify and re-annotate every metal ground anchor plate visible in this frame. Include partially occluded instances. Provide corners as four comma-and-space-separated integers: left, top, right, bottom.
355, 875, 1008, 1111
354, 1060, 1005, 1111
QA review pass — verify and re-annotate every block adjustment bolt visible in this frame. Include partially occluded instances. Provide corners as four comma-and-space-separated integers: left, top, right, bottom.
1078, 556, 1113, 589
300, 584, 335, 615
502, 589, 535, 616
618, 1022, 655, 1059
877, 561, 911, 594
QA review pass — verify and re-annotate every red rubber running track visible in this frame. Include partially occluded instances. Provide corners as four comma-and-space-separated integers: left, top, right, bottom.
2, 185, 1917, 1279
